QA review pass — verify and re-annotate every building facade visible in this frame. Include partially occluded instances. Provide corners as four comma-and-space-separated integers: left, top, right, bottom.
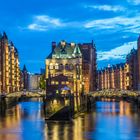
126, 49, 138, 90
22, 65, 29, 91
98, 35, 140, 91
45, 40, 97, 95
97, 63, 129, 90
28, 73, 41, 91
0, 32, 21, 94
79, 41, 97, 92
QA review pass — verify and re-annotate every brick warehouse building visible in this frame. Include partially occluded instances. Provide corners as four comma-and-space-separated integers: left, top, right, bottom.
0, 32, 22, 94
97, 63, 131, 90
98, 35, 140, 91
45, 40, 97, 95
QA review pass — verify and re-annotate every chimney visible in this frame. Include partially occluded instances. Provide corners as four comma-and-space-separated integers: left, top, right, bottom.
52, 41, 56, 52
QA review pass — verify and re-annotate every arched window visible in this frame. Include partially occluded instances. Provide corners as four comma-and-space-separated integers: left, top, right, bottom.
69, 64, 74, 70
59, 64, 64, 70
65, 64, 69, 70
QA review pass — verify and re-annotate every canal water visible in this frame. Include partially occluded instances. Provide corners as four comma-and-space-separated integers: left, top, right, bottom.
0, 98, 140, 140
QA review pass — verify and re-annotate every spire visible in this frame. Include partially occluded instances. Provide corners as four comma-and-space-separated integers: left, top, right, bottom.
91, 40, 96, 49
23, 65, 27, 72
10, 41, 14, 47
3, 32, 8, 39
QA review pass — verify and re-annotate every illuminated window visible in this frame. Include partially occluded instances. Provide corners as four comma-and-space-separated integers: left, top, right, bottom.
49, 63, 53, 70
61, 81, 65, 85
51, 81, 55, 85
55, 63, 59, 70
55, 81, 59, 85
66, 81, 69, 84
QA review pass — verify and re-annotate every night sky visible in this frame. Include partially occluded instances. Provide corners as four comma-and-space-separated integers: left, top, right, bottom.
0, 0, 140, 73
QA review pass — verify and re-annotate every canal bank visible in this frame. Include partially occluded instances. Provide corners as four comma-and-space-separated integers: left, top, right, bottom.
0, 98, 140, 140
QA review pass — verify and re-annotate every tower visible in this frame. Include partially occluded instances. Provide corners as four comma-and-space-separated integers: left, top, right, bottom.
22, 65, 29, 90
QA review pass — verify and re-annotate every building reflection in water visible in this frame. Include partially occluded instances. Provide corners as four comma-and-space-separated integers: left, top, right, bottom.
45, 111, 96, 140
0, 99, 140, 140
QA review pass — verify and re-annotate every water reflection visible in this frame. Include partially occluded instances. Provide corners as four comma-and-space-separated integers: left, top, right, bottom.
0, 99, 140, 140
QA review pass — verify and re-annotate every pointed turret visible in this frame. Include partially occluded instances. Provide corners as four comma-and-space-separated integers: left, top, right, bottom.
10, 41, 14, 47
73, 45, 82, 58
2, 32, 8, 40
23, 65, 27, 72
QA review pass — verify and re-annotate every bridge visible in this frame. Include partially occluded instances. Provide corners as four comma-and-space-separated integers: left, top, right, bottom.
0, 91, 46, 111
1, 89, 140, 121
91, 89, 138, 98
5, 91, 46, 98
89, 89, 140, 105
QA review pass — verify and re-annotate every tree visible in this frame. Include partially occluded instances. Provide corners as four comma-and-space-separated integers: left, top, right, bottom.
39, 74, 46, 90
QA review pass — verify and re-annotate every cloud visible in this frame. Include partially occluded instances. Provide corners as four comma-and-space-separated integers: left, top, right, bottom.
98, 41, 137, 61
27, 13, 140, 34
28, 15, 66, 31
127, 0, 140, 5
84, 15, 140, 33
35, 15, 65, 26
84, 5, 125, 12
28, 24, 49, 31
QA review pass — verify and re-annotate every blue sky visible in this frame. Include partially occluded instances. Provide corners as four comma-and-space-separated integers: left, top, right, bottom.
0, 0, 140, 73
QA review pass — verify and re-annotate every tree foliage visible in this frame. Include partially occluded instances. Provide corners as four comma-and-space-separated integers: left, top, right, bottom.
39, 74, 46, 90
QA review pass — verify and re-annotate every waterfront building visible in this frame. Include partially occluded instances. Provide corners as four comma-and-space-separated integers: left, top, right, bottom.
45, 40, 97, 95
28, 73, 41, 91
79, 41, 97, 92
126, 49, 138, 90
97, 63, 130, 90
22, 65, 29, 91
98, 36, 140, 91
0, 32, 21, 94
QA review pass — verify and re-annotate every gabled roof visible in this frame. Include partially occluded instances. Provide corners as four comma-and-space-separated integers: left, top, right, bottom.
46, 41, 82, 59
53, 42, 74, 56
